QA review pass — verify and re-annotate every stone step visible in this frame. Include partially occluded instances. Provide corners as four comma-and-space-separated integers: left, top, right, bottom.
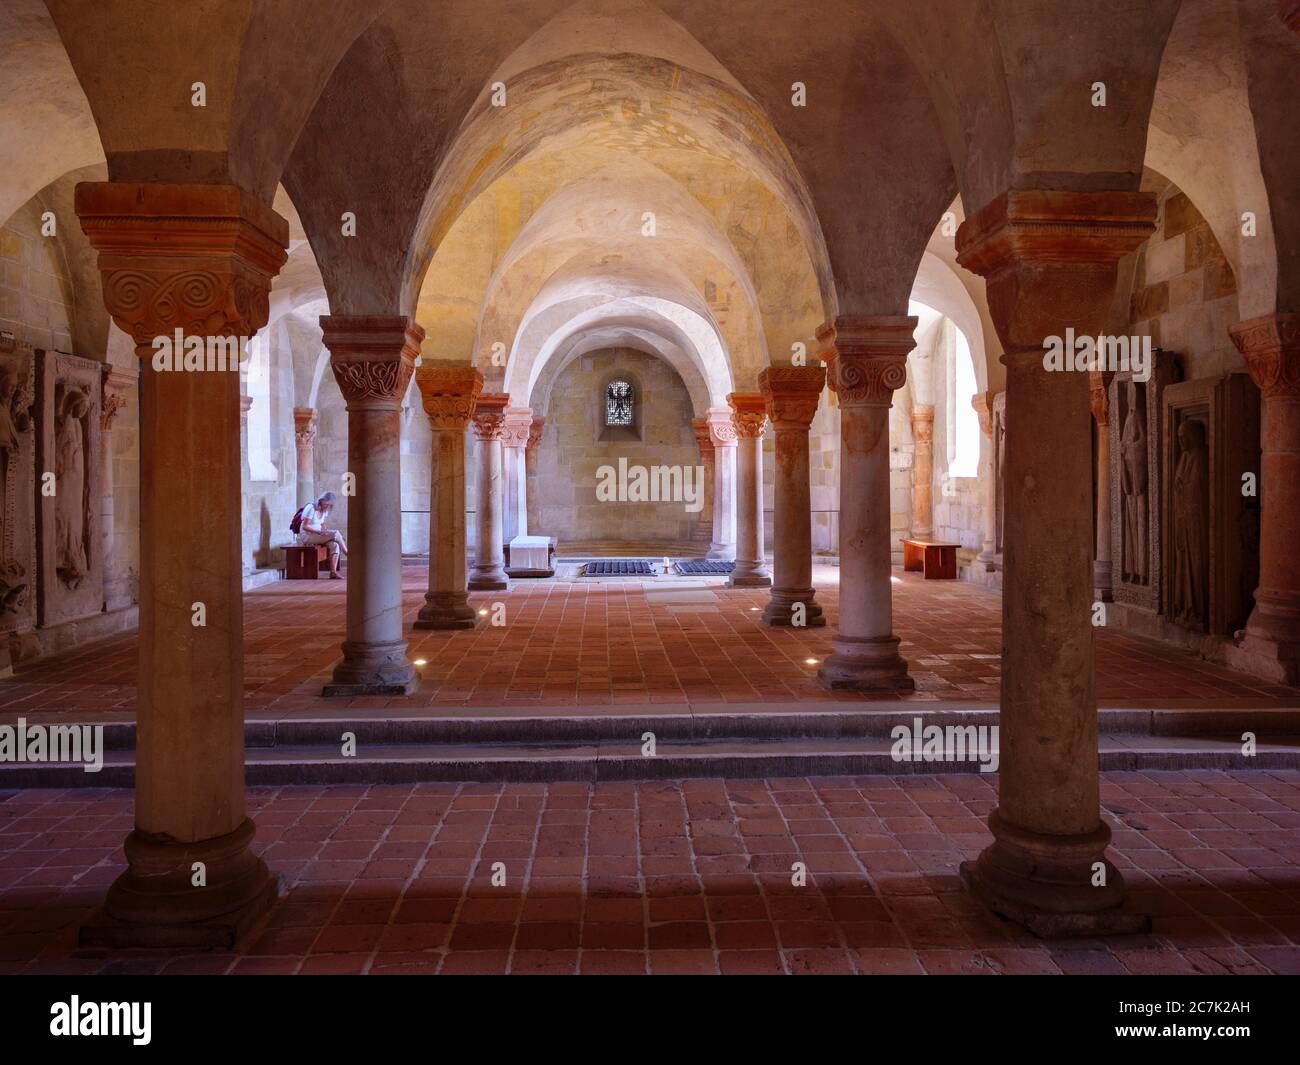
2, 733, 1297, 788
11, 704, 1299, 751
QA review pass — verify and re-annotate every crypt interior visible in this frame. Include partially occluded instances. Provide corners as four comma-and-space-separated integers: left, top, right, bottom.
0, 0, 1299, 975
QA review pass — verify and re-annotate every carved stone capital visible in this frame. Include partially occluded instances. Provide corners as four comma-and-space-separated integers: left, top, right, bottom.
100, 366, 135, 431
817, 315, 914, 406
759, 365, 825, 430
293, 407, 318, 446
971, 390, 994, 436
527, 416, 545, 451
706, 407, 738, 448
322, 316, 422, 410
955, 190, 1157, 354
75, 183, 288, 351
691, 417, 712, 453
501, 406, 533, 448
471, 393, 510, 440
415, 365, 483, 431
1229, 314, 1300, 399
727, 392, 767, 438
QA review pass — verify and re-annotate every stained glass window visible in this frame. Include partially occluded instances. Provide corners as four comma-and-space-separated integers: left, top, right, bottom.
606, 379, 633, 426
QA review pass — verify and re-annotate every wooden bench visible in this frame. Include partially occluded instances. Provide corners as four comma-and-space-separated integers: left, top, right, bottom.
284, 544, 329, 580
902, 538, 959, 580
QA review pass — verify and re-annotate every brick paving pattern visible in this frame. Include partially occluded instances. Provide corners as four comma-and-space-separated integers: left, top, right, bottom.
2, 771, 1299, 974
1, 566, 1294, 718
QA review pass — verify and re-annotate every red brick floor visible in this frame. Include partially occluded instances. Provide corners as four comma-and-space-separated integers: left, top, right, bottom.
2, 771, 1299, 974
2, 565, 1295, 717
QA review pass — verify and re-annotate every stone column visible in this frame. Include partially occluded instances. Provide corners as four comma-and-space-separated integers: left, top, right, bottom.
293, 407, 318, 507
414, 366, 482, 629
469, 393, 509, 590
524, 416, 545, 533
75, 182, 287, 947
705, 407, 736, 560
759, 366, 826, 625
100, 366, 134, 612
727, 393, 771, 586
972, 391, 997, 568
910, 405, 935, 538
955, 188, 1155, 935
1090, 372, 1114, 602
691, 417, 715, 543
1227, 314, 1300, 685
817, 316, 914, 692
320, 316, 420, 696
501, 405, 532, 557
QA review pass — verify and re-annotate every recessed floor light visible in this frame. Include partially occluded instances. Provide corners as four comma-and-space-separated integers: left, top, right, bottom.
413, 658, 427, 667
805, 658, 819, 665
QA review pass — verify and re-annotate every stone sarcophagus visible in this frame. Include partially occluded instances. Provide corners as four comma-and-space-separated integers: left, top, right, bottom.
36, 349, 103, 627
1108, 348, 1178, 613
0, 339, 37, 637
1160, 372, 1260, 637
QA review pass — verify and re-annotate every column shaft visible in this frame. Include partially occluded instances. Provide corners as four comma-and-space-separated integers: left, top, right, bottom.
705, 407, 736, 560
414, 365, 482, 629
321, 316, 419, 696
1227, 314, 1300, 684
910, 405, 935, 538
760, 366, 825, 625
727, 392, 770, 586
972, 392, 998, 567
501, 406, 532, 569
293, 407, 317, 508
469, 393, 509, 590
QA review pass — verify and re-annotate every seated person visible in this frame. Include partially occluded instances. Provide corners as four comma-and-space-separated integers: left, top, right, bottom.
297, 491, 348, 579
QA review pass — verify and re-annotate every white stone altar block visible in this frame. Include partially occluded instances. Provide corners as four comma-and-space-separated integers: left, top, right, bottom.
509, 535, 550, 572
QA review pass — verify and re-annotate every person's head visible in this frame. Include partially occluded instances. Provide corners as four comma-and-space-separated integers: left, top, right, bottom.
317, 491, 336, 512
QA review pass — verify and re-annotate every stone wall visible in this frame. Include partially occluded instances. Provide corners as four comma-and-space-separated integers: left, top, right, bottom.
528, 348, 703, 545
0, 199, 74, 354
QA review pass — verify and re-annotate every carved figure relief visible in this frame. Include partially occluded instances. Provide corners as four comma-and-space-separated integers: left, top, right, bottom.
54, 386, 92, 588
0, 357, 33, 616
1170, 418, 1209, 630
1119, 380, 1149, 583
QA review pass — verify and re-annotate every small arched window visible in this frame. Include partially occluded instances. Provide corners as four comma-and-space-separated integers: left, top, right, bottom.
605, 379, 634, 427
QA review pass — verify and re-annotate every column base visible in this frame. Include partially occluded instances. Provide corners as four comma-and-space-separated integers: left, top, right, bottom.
468, 566, 509, 591
413, 593, 478, 630
818, 634, 914, 692
80, 819, 279, 949
761, 588, 826, 627
728, 563, 772, 588
1223, 632, 1300, 687
324, 639, 418, 696
960, 810, 1149, 938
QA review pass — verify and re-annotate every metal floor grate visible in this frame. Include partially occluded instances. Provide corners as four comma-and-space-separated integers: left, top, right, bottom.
581, 559, 656, 576
674, 560, 735, 576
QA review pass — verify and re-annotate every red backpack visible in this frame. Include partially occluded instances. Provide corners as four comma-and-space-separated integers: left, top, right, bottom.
289, 506, 306, 535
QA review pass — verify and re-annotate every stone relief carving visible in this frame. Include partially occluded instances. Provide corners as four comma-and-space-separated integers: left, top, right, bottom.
1109, 350, 1177, 613
1160, 373, 1260, 637
36, 350, 103, 627
54, 385, 93, 589
0, 346, 35, 624
1118, 380, 1149, 584
1170, 417, 1209, 630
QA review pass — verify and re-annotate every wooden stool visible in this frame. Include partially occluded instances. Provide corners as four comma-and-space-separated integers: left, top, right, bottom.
285, 544, 328, 579
902, 538, 959, 580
